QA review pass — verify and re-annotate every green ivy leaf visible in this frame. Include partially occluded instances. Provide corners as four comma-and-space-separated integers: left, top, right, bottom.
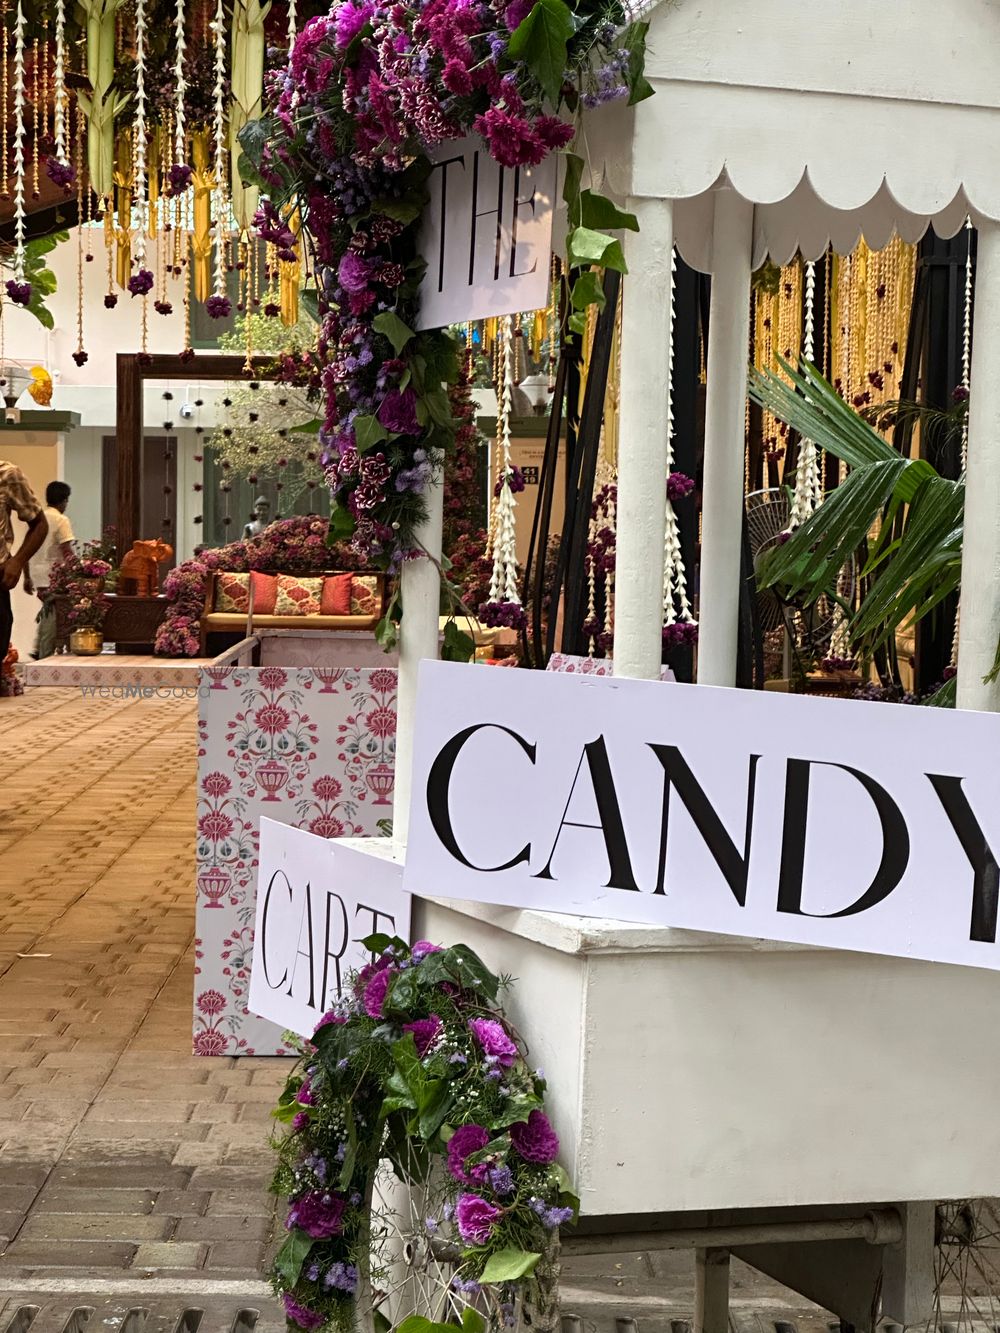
507, 0, 575, 104
396, 1319, 458, 1333
372, 192, 427, 224
274, 1229, 314, 1286
579, 190, 639, 232
361, 932, 408, 954
479, 1249, 542, 1282
442, 619, 475, 663
329, 504, 355, 543
422, 386, 453, 429
567, 311, 587, 336
354, 414, 390, 453
623, 21, 654, 105
373, 311, 416, 355
567, 226, 627, 273
417, 1079, 453, 1139
462, 1310, 486, 1333
570, 270, 606, 312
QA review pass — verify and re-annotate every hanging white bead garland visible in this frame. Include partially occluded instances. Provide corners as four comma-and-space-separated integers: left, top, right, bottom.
484, 314, 524, 622
661, 245, 696, 636
287, 0, 298, 51
11, 0, 26, 283
211, 0, 230, 305
790, 259, 822, 527
950, 217, 975, 671
174, 0, 187, 169
132, 0, 149, 274
52, 0, 68, 169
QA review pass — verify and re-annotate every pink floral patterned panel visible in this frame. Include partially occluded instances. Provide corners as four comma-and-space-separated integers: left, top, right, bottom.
546, 653, 676, 682
195, 665, 397, 1056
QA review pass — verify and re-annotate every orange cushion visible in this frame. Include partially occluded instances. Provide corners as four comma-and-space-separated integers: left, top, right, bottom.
274, 575, 323, 616
250, 571, 277, 614
214, 572, 250, 613
350, 574, 381, 616
321, 573, 352, 615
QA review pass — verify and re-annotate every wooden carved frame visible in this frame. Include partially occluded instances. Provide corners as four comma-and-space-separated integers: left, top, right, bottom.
115, 352, 272, 553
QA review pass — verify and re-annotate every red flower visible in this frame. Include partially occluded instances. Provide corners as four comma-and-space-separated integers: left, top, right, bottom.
365, 706, 396, 738
254, 702, 291, 733
309, 814, 345, 838
259, 667, 288, 689
198, 811, 234, 841
193, 1028, 230, 1056
312, 774, 343, 801
202, 771, 232, 797
197, 989, 227, 1015
369, 668, 396, 695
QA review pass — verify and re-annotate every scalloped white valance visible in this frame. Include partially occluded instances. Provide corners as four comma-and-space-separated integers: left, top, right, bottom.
583, 0, 1000, 271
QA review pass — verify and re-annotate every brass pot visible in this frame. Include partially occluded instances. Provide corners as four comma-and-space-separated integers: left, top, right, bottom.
69, 628, 103, 655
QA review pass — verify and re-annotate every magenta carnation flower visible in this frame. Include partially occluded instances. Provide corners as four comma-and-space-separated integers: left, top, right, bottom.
377, 388, 418, 435
282, 1293, 325, 1330
456, 1193, 502, 1245
468, 1017, 518, 1067
287, 1189, 347, 1238
335, 0, 373, 48
402, 1014, 441, 1057
338, 250, 371, 295
314, 1010, 347, 1033
447, 1123, 489, 1182
364, 966, 393, 1018
510, 1109, 559, 1164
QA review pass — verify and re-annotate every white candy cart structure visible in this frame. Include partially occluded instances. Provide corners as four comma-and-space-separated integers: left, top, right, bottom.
382, 1, 1000, 1328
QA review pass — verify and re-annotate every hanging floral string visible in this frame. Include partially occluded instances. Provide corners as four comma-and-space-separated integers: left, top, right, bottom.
661, 247, 697, 650
481, 315, 526, 631
6, 0, 29, 306
789, 260, 822, 527
128, 0, 154, 300
207, 0, 231, 319
46, 0, 74, 190
286, 0, 297, 51
169, 0, 192, 194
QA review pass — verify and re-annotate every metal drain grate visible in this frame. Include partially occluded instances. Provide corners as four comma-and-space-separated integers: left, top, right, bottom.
0, 1300, 285, 1333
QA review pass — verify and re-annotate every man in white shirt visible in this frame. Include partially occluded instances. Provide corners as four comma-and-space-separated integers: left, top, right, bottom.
25, 480, 74, 658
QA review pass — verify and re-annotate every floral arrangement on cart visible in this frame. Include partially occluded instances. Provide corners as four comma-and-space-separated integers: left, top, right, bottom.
238, 0, 652, 645
269, 936, 577, 1333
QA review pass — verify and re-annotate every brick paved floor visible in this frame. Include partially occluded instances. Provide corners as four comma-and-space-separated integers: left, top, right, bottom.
0, 688, 288, 1281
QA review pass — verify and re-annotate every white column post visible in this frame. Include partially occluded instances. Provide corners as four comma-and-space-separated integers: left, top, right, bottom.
957, 219, 1000, 711
696, 187, 754, 688
694, 1248, 730, 1333
613, 195, 674, 680
392, 473, 443, 847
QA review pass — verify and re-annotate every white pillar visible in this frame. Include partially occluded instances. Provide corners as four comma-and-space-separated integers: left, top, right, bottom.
392, 473, 443, 847
696, 188, 754, 688
957, 218, 1000, 711
613, 196, 674, 680
694, 1248, 730, 1333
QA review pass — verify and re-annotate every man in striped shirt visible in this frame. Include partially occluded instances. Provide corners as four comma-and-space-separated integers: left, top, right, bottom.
0, 460, 48, 668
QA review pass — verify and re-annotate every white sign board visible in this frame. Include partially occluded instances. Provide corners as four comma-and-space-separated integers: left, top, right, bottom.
416, 136, 555, 329
404, 661, 1000, 972
249, 820, 409, 1038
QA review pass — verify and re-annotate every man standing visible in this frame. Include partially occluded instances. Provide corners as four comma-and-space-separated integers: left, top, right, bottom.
0, 460, 48, 669
25, 480, 74, 658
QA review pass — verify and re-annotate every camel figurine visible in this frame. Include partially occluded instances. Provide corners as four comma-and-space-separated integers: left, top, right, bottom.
118, 539, 173, 596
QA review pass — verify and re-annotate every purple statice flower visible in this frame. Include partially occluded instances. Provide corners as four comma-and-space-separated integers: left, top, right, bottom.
447, 1124, 490, 1182
127, 268, 154, 297
425, 1216, 439, 1233
377, 387, 419, 435
542, 1205, 575, 1229
363, 966, 393, 1018
46, 158, 75, 189
304, 1153, 328, 1183
511, 1110, 560, 1164
306, 1263, 320, 1282
488, 1165, 515, 1196
468, 1018, 518, 1067
324, 1261, 359, 1293
479, 600, 528, 631
206, 294, 232, 319
449, 1051, 468, 1065
451, 1276, 483, 1295
402, 1014, 442, 1057
5, 279, 31, 306
456, 1194, 502, 1245
282, 1293, 325, 1330
286, 1190, 347, 1238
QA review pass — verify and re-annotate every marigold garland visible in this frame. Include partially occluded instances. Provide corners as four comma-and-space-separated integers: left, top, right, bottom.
269, 937, 577, 1333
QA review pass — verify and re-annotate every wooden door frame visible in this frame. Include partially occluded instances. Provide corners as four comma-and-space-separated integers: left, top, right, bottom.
115, 353, 273, 553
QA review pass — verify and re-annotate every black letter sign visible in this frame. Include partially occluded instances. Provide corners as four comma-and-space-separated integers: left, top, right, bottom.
426, 723, 536, 870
